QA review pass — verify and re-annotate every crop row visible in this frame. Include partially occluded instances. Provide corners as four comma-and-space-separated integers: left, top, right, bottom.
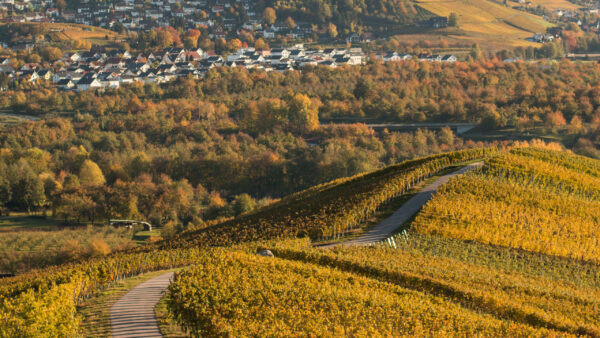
412, 150, 600, 263
167, 248, 560, 337
0, 148, 492, 336
268, 239, 600, 336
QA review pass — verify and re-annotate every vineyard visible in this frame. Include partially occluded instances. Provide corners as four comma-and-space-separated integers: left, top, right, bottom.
412, 148, 600, 263
268, 239, 600, 336
167, 248, 562, 337
4, 147, 600, 336
161, 147, 494, 248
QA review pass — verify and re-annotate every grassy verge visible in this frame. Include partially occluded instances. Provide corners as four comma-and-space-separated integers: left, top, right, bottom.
155, 292, 188, 337
77, 268, 178, 337
0, 215, 63, 231
134, 229, 162, 244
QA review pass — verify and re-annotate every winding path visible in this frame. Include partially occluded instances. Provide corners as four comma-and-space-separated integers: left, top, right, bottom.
108, 162, 482, 337
325, 162, 483, 247
110, 272, 174, 337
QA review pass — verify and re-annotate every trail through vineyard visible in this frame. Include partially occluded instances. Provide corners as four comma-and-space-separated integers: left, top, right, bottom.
108, 163, 481, 337
110, 272, 174, 338
324, 162, 483, 247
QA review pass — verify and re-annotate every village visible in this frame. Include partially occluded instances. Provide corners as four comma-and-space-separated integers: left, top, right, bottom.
0, 45, 457, 91
0, 0, 316, 40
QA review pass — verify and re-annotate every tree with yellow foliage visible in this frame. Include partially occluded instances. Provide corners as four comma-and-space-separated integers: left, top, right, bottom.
79, 160, 106, 187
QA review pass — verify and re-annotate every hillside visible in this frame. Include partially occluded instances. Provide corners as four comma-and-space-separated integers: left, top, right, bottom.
413, 147, 600, 262
2, 147, 600, 336
0, 22, 126, 50
383, 0, 555, 52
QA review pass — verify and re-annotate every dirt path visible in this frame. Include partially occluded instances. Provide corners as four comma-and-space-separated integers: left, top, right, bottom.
110, 272, 174, 337
324, 162, 483, 247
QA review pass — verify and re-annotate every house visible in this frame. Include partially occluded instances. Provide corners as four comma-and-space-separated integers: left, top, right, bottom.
45, 8, 59, 16
67, 52, 81, 62
21, 70, 39, 82
346, 33, 360, 43
417, 53, 431, 61
427, 54, 442, 62
428, 17, 447, 28
0, 65, 15, 74
533, 33, 554, 43
62, 10, 76, 20
319, 60, 337, 68
383, 52, 400, 62
57, 78, 75, 90
273, 63, 293, 72
37, 69, 54, 80
76, 77, 102, 91
441, 55, 457, 63
186, 51, 204, 62
289, 49, 305, 59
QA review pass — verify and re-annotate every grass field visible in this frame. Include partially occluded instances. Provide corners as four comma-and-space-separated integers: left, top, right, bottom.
0, 215, 62, 231
0, 215, 156, 273
46, 23, 125, 46
402, 0, 554, 51
0, 22, 126, 49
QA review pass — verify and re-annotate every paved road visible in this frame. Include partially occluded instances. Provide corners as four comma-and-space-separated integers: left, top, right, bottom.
110, 272, 174, 338
324, 162, 483, 247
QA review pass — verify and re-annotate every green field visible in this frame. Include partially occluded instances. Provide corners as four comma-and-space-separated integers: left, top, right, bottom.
0, 215, 160, 273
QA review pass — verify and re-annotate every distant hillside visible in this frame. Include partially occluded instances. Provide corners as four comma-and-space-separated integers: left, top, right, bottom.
0, 22, 126, 49
270, 0, 553, 50
270, 0, 434, 30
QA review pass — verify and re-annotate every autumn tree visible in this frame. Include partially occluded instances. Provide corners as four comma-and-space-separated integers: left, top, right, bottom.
12, 164, 45, 213
232, 193, 256, 216
287, 93, 320, 133
254, 38, 267, 50
448, 13, 458, 27
56, 0, 66, 12
79, 160, 106, 187
39, 47, 63, 62
328, 23, 338, 38
285, 17, 296, 29
227, 38, 242, 52
263, 7, 277, 25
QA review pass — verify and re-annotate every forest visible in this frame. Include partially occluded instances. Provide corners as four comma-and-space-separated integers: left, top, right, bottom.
2, 60, 600, 228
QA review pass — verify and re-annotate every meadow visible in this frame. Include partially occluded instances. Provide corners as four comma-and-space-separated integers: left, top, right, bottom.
0, 216, 148, 273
